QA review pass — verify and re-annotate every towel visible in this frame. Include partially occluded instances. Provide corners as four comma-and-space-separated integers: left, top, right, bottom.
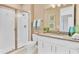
37, 19, 41, 28
33, 19, 37, 29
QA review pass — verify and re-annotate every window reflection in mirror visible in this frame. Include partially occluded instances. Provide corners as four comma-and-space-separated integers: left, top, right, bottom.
60, 5, 75, 34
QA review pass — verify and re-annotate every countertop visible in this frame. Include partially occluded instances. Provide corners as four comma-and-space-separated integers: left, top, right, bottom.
33, 32, 79, 43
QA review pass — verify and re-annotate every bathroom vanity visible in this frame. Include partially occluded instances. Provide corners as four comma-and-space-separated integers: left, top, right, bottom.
32, 33, 79, 54
32, 4, 78, 54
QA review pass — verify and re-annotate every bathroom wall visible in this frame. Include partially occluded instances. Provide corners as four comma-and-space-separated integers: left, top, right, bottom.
3, 4, 21, 9
44, 7, 60, 32
33, 4, 45, 33
21, 4, 32, 13
32, 4, 60, 33
32, 4, 60, 32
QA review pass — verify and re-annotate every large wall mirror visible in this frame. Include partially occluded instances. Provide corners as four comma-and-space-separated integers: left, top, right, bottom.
44, 4, 76, 34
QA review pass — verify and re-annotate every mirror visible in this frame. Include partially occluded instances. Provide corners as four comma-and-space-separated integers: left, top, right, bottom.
44, 4, 76, 34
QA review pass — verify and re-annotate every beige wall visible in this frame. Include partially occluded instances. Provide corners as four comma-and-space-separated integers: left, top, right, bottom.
34, 4, 45, 19
22, 4, 32, 13
33, 4, 45, 33
4, 4, 32, 12
33, 4, 60, 32
3, 4, 21, 9
44, 7, 60, 31
33, 4, 62, 32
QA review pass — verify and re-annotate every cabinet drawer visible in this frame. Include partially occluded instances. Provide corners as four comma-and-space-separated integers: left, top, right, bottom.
51, 44, 56, 54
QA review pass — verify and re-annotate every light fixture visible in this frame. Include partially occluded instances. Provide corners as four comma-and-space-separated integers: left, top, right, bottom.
57, 4, 61, 7
51, 4, 56, 8
51, 4, 67, 8
51, 4, 61, 8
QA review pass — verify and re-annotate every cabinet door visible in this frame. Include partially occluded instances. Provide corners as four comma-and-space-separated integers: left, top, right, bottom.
17, 12, 29, 48
0, 6, 15, 53
38, 36, 43, 54
51, 44, 56, 54
70, 49, 79, 54
41, 37, 51, 54
56, 45, 69, 54
51, 38, 56, 54
38, 36, 52, 54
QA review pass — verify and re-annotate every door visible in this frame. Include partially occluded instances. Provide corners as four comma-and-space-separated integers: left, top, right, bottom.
56, 45, 69, 54
43, 37, 51, 54
0, 6, 15, 53
51, 39, 56, 54
38, 36, 43, 54
17, 12, 29, 48
38, 36, 51, 54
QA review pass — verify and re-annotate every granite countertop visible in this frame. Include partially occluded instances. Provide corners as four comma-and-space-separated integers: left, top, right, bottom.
34, 32, 79, 43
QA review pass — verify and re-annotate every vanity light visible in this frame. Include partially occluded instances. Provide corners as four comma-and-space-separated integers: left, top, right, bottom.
51, 4, 61, 8
51, 4, 56, 8
57, 4, 61, 7
51, 4, 67, 8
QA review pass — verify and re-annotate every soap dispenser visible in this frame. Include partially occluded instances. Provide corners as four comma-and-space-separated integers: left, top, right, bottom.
69, 26, 75, 36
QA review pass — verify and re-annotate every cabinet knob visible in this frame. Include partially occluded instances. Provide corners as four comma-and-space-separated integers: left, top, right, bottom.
24, 25, 26, 28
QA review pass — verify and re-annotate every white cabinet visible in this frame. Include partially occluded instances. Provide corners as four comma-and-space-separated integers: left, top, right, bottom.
51, 45, 56, 53
69, 49, 79, 54
32, 34, 38, 41
38, 37, 44, 54
0, 6, 15, 53
51, 38, 69, 54
32, 34, 79, 54
37, 36, 52, 54
56, 45, 69, 54
17, 12, 29, 48
51, 38, 56, 53
42, 37, 52, 54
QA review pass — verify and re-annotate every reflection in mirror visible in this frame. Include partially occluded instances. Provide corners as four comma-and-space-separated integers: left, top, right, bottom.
44, 4, 76, 34
60, 5, 75, 34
